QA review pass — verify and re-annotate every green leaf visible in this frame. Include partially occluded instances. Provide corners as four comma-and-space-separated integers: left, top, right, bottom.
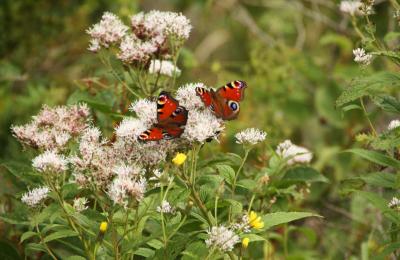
344, 149, 400, 169
43, 229, 78, 243
65, 256, 86, 260
283, 167, 329, 183
135, 248, 155, 258
262, 212, 321, 230
147, 239, 164, 250
359, 172, 397, 189
372, 95, 400, 114
20, 231, 37, 243
357, 191, 400, 223
215, 164, 235, 185
240, 233, 266, 242
376, 242, 400, 258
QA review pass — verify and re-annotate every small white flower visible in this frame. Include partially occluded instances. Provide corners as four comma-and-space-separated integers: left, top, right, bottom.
353, 48, 373, 65
21, 187, 50, 207
32, 150, 68, 173
129, 99, 157, 126
235, 128, 267, 145
117, 35, 157, 64
276, 140, 313, 165
340, 1, 362, 15
73, 197, 89, 212
388, 120, 400, 131
149, 169, 172, 187
205, 226, 240, 252
86, 12, 128, 49
115, 118, 148, 139
231, 214, 251, 233
182, 110, 224, 143
176, 83, 207, 110
148, 60, 181, 77
157, 200, 176, 214
388, 197, 400, 209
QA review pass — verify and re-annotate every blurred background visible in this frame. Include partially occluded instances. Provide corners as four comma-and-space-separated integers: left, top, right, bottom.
0, 0, 396, 258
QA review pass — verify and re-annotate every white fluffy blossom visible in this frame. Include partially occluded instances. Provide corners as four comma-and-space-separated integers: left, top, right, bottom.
276, 140, 313, 165
388, 197, 400, 209
157, 200, 176, 214
205, 226, 240, 252
182, 110, 224, 143
73, 197, 89, 212
231, 214, 251, 233
148, 60, 181, 77
86, 12, 128, 50
129, 99, 157, 126
340, 1, 362, 15
235, 128, 267, 145
353, 48, 373, 65
21, 187, 50, 207
115, 117, 148, 139
32, 150, 68, 173
117, 35, 157, 64
131, 10, 192, 40
388, 120, 400, 131
176, 83, 207, 110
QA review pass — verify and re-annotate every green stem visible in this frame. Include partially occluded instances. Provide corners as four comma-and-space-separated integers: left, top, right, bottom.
360, 97, 377, 136
35, 221, 58, 260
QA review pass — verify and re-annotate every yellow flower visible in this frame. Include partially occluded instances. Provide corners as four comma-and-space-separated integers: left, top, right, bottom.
242, 237, 250, 249
172, 153, 187, 166
248, 211, 264, 229
99, 221, 108, 233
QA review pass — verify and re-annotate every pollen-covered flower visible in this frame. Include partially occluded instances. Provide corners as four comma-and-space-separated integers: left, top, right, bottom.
115, 117, 148, 139
117, 34, 157, 64
182, 110, 224, 143
86, 12, 128, 50
353, 48, 373, 66
340, 1, 362, 15
148, 59, 181, 77
21, 187, 50, 207
235, 128, 267, 145
172, 153, 187, 166
248, 211, 264, 229
157, 200, 176, 214
32, 150, 68, 173
205, 226, 240, 252
176, 83, 207, 110
73, 197, 89, 212
388, 197, 400, 209
388, 120, 400, 131
129, 99, 157, 126
276, 140, 313, 165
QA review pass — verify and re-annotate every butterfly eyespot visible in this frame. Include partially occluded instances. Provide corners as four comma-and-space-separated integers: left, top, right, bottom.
158, 95, 167, 105
138, 133, 148, 140
162, 133, 173, 140
195, 87, 204, 94
228, 101, 239, 111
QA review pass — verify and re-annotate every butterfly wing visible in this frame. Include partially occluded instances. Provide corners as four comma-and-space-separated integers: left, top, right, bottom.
157, 91, 188, 126
216, 80, 247, 102
138, 127, 164, 141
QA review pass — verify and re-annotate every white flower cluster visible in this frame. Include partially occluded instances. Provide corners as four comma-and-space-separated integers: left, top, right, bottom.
235, 128, 267, 145
73, 197, 89, 212
339, 1, 362, 15
131, 10, 192, 41
156, 200, 176, 214
176, 83, 206, 110
32, 150, 68, 173
181, 109, 224, 143
86, 12, 129, 52
21, 187, 50, 208
231, 214, 251, 233
276, 140, 313, 165
388, 119, 400, 131
117, 35, 157, 64
11, 104, 91, 150
129, 99, 157, 126
353, 48, 373, 66
148, 60, 181, 77
388, 197, 400, 209
205, 226, 240, 252
115, 117, 149, 140
108, 164, 147, 207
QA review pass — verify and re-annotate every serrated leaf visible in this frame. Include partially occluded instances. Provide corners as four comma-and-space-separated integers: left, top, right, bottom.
359, 172, 397, 189
344, 149, 400, 169
262, 212, 321, 229
215, 164, 235, 185
43, 229, 78, 243
135, 247, 155, 258
283, 167, 329, 183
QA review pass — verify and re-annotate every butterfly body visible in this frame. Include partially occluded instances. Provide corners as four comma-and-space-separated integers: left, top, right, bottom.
196, 80, 247, 120
138, 92, 188, 141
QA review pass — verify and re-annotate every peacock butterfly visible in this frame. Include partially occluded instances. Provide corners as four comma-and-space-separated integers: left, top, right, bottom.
138, 91, 188, 141
195, 80, 247, 120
